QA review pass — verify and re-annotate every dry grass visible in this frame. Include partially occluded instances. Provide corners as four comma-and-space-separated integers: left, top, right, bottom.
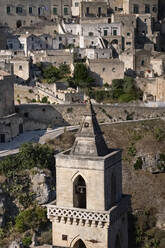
46, 130, 75, 151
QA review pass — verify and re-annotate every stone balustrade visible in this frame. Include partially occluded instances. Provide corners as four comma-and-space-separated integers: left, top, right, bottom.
47, 205, 110, 228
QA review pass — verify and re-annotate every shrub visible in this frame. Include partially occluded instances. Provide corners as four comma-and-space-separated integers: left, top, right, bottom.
41, 96, 48, 103
15, 207, 47, 233
119, 93, 136, 103
127, 144, 137, 157
0, 143, 54, 176
59, 64, 70, 77
134, 157, 143, 170
43, 65, 60, 83
73, 63, 95, 88
22, 235, 32, 247
153, 128, 164, 141
0, 228, 4, 238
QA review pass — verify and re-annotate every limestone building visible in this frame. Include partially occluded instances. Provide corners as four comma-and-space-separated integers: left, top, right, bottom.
0, 70, 23, 142
0, 0, 72, 29
47, 102, 129, 248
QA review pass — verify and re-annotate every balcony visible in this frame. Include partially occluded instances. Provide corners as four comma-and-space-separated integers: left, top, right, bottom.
47, 204, 110, 228
47, 195, 130, 228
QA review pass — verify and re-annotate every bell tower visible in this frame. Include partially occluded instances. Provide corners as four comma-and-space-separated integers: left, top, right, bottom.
47, 101, 130, 248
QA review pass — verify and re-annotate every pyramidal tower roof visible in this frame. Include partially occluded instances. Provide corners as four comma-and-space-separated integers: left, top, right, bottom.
70, 101, 109, 156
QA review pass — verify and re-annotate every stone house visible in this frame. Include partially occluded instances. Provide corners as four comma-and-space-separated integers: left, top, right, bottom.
63, 22, 121, 37
77, 48, 113, 60
135, 49, 165, 77
135, 49, 152, 77
18, 34, 51, 56
31, 49, 74, 68
53, 34, 79, 49
114, 14, 136, 50
0, 0, 72, 29
88, 58, 124, 85
6, 34, 21, 50
150, 52, 165, 76
80, 0, 110, 19
123, 0, 158, 22
119, 48, 135, 75
10, 57, 30, 82
143, 77, 165, 102
0, 70, 23, 143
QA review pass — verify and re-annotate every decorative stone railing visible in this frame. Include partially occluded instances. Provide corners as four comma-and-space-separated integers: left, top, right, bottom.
47, 196, 130, 228
47, 205, 110, 228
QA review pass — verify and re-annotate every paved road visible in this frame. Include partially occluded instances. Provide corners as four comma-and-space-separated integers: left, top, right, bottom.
0, 126, 79, 158
0, 116, 162, 158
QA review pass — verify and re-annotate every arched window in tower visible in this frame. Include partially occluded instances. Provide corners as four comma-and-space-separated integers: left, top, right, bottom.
73, 239, 86, 248
111, 172, 116, 206
73, 175, 86, 209
115, 235, 121, 248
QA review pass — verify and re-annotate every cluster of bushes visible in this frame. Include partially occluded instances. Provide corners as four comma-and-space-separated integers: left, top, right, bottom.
87, 77, 142, 103
111, 77, 142, 102
72, 63, 95, 88
39, 62, 96, 89
41, 63, 71, 84
0, 143, 54, 177
15, 206, 48, 233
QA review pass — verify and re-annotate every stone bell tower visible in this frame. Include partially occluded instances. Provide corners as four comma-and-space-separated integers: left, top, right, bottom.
47, 102, 130, 248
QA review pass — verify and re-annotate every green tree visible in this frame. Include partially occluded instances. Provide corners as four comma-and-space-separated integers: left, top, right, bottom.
59, 64, 70, 78
73, 63, 95, 88
111, 77, 142, 102
15, 207, 47, 233
0, 143, 54, 176
43, 65, 60, 83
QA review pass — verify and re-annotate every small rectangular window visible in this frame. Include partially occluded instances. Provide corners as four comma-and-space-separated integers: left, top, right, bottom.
29, 7, 33, 14
75, 2, 79, 7
53, 7, 57, 15
145, 4, 150, 13
104, 30, 108, 36
64, 7, 68, 15
62, 235, 67, 241
113, 29, 117, 36
7, 6, 10, 14
152, 6, 157, 13
16, 7, 23, 14
133, 4, 139, 14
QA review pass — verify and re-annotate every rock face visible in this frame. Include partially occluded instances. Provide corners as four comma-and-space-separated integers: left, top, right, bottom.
31, 169, 55, 205
9, 241, 23, 248
135, 153, 165, 173
0, 188, 6, 227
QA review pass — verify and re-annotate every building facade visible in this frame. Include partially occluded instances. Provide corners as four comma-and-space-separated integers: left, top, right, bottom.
0, 71, 23, 143
47, 102, 129, 248
0, 0, 72, 29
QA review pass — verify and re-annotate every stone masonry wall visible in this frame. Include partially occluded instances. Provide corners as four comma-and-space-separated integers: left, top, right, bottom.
16, 104, 165, 129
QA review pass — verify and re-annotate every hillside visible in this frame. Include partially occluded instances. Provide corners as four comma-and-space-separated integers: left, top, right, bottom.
48, 119, 165, 248
0, 119, 165, 247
